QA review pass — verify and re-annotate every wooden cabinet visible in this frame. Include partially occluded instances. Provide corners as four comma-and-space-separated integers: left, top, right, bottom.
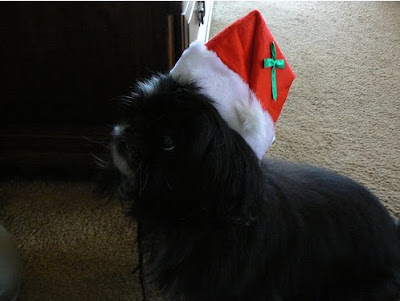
0, 2, 212, 178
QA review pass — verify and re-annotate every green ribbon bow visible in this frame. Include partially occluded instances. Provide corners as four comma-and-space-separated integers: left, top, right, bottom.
263, 42, 285, 101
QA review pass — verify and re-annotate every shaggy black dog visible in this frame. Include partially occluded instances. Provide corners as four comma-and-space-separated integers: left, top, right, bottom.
110, 74, 400, 301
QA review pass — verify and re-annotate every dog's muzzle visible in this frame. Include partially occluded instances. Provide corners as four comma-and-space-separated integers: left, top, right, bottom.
111, 124, 132, 177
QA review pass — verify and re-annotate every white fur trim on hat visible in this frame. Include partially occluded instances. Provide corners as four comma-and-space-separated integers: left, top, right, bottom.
170, 41, 275, 160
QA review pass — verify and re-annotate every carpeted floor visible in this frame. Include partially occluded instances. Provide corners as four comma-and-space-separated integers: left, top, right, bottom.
1, 2, 399, 300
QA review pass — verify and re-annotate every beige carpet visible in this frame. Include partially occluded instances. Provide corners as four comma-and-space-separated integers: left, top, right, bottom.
1, 2, 399, 300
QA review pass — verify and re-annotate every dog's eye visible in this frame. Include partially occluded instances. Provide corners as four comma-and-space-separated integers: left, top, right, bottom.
161, 135, 175, 151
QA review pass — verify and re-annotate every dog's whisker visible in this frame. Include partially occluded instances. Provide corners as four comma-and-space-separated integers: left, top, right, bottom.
138, 170, 142, 197
140, 164, 149, 194
134, 161, 143, 175
83, 136, 107, 144
166, 180, 173, 191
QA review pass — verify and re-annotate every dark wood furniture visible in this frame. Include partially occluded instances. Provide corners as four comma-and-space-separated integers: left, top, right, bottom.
0, 2, 212, 178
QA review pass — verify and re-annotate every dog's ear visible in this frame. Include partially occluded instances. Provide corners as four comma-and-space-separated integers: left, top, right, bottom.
190, 113, 219, 161
192, 109, 264, 218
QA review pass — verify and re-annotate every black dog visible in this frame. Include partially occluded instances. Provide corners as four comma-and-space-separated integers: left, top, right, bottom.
110, 74, 400, 300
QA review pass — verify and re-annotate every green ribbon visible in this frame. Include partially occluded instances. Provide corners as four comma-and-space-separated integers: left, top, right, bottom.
263, 42, 285, 101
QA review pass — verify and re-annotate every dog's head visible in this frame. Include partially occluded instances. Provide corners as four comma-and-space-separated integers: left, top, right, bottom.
110, 74, 262, 221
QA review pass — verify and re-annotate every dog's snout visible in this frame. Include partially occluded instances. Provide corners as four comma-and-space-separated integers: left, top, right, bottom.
112, 124, 127, 138
111, 124, 134, 177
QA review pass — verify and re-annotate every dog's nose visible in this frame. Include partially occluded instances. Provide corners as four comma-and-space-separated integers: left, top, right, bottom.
112, 124, 127, 138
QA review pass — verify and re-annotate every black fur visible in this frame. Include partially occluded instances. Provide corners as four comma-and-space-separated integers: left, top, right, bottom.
110, 74, 400, 300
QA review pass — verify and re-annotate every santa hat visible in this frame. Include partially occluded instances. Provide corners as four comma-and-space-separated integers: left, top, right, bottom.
170, 10, 295, 159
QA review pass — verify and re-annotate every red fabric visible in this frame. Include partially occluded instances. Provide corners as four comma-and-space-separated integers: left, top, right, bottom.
206, 10, 295, 122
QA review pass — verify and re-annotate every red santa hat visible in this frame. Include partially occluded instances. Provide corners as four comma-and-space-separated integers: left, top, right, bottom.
170, 10, 295, 159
